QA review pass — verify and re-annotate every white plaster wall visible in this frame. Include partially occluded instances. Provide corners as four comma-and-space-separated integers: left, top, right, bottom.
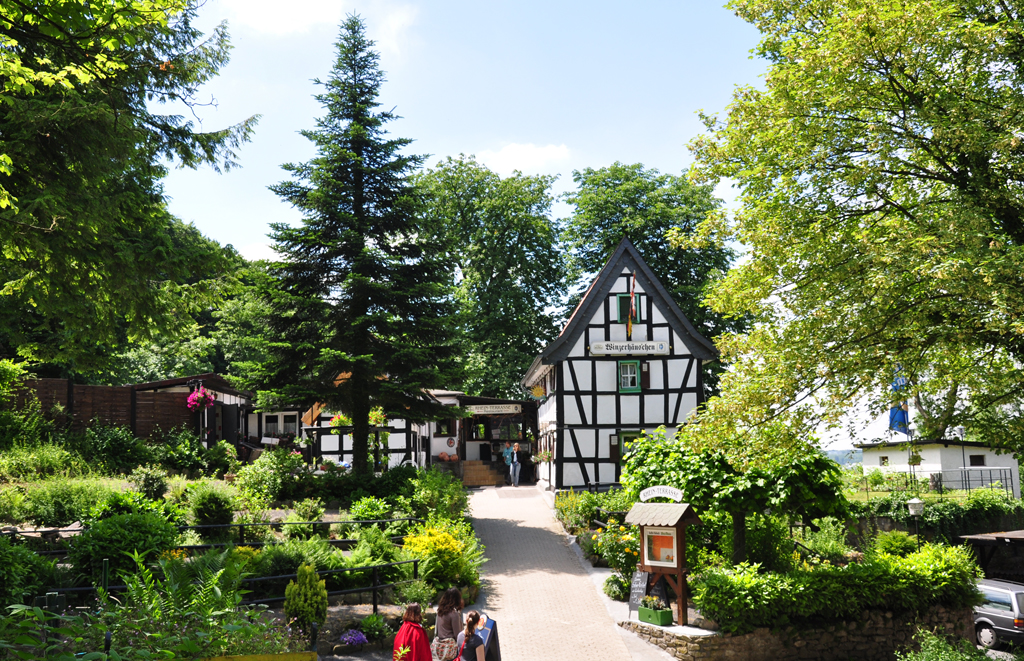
562, 463, 585, 487
620, 395, 640, 425
644, 395, 665, 425
667, 360, 689, 389
596, 395, 617, 424
574, 429, 597, 458
649, 361, 665, 390
651, 305, 666, 325
595, 361, 617, 391
575, 364, 593, 391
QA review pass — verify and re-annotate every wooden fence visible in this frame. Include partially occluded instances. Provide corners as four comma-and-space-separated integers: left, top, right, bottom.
17, 379, 194, 438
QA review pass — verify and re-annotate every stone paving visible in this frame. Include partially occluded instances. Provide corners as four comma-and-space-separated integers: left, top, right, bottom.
469, 484, 636, 661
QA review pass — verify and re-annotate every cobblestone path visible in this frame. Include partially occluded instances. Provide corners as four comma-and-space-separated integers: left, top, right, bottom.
469, 485, 632, 661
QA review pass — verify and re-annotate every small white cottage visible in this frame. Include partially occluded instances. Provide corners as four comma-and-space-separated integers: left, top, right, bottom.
856, 439, 1020, 498
521, 238, 719, 490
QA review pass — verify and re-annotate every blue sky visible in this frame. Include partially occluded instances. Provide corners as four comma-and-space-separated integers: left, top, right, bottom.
162, 0, 764, 259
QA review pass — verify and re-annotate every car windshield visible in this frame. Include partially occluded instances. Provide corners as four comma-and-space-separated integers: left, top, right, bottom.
982, 588, 1014, 612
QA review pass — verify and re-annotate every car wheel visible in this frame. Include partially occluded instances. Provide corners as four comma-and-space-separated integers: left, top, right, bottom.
977, 624, 1000, 649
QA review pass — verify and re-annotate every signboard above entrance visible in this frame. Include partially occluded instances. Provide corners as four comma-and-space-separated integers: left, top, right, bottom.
589, 341, 669, 356
640, 485, 684, 502
466, 404, 521, 415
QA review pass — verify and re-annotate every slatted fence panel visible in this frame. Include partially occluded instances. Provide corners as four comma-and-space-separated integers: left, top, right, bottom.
135, 391, 193, 439
71, 384, 131, 431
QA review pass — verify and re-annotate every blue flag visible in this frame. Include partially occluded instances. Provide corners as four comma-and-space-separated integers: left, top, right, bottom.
889, 369, 909, 435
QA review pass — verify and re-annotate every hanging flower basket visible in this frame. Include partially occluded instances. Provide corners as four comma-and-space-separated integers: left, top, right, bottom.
187, 386, 216, 411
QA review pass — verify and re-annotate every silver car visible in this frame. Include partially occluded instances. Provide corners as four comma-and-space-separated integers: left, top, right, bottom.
975, 578, 1024, 649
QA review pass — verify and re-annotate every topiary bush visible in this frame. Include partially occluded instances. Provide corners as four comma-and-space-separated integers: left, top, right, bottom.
128, 465, 168, 501
187, 481, 235, 540
284, 563, 327, 634
70, 512, 178, 581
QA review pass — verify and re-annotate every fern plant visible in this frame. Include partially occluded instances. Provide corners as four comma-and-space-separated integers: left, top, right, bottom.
284, 563, 327, 634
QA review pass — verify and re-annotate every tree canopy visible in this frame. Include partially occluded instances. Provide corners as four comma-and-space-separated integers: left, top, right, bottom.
418, 156, 564, 398
0, 1, 255, 372
684, 0, 1024, 455
561, 162, 742, 396
255, 15, 461, 474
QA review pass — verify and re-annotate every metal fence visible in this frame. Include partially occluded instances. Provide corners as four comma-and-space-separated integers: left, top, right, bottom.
854, 468, 1015, 498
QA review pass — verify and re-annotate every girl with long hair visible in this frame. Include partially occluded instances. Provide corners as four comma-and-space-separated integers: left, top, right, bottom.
431, 587, 463, 661
393, 603, 431, 661
457, 611, 485, 661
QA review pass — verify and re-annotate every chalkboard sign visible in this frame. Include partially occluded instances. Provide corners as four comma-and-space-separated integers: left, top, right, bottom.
650, 576, 669, 604
628, 570, 649, 614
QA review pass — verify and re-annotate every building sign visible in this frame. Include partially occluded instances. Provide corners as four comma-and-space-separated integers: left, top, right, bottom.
640, 486, 684, 502
590, 341, 669, 355
466, 404, 522, 415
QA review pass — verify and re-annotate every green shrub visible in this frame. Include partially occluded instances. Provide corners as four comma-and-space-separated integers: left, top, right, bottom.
591, 519, 640, 580
236, 493, 274, 543
603, 573, 630, 601
237, 448, 304, 501
160, 427, 207, 474
874, 530, 919, 557
407, 468, 467, 521
0, 487, 27, 524
70, 512, 179, 581
81, 425, 150, 475
25, 480, 116, 527
0, 535, 47, 607
719, 513, 796, 573
359, 612, 393, 643
0, 443, 90, 481
251, 538, 348, 597
285, 497, 327, 540
349, 495, 391, 525
188, 481, 236, 539
129, 464, 168, 500
402, 518, 484, 589
166, 475, 189, 503
86, 490, 188, 527
851, 488, 1024, 542
203, 440, 240, 478
692, 544, 982, 634
398, 579, 436, 606
284, 563, 328, 634
896, 629, 989, 661
801, 517, 852, 564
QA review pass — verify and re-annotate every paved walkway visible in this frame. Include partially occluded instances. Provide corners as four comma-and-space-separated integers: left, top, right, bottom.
469, 485, 636, 661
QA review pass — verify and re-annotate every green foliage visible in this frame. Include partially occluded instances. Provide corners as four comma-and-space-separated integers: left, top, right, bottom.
87, 490, 188, 527
128, 464, 168, 500
359, 612, 393, 643
250, 538, 349, 596
561, 162, 740, 397
402, 517, 485, 590
693, 544, 982, 634
0, 487, 27, 524
603, 574, 630, 601
407, 468, 468, 521
554, 489, 594, 534
851, 488, 1024, 542
236, 448, 304, 501
350, 495, 391, 524
591, 520, 640, 581
284, 563, 328, 633
0, 535, 47, 608
25, 479, 116, 527
235, 492, 274, 543
286, 497, 327, 540
0, 395, 59, 457
0, 442, 90, 482
254, 15, 461, 475
187, 481, 235, 535
800, 517, 852, 564
80, 425, 151, 475
70, 512, 178, 581
398, 579, 437, 607
873, 531, 919, 558
160, 428, 207, 474
203, 440, 240, 478
418, 155, 564, 398
896, 630, 989, 661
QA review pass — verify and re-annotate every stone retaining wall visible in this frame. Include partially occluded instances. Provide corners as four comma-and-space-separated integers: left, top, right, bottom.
619, 606, 974, 661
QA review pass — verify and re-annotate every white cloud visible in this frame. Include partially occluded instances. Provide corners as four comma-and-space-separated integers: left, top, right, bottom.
238, 242, 279, 262
477, 143, 571, 177
218, 0, 417, 51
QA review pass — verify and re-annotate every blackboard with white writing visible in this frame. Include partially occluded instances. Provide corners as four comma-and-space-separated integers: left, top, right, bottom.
628, 571, 649, 613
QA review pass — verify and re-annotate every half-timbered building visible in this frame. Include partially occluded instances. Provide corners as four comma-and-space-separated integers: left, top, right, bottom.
521, 238, 719, 490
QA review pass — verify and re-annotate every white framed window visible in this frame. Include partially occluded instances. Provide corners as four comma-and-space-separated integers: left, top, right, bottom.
619, 361, 640, 392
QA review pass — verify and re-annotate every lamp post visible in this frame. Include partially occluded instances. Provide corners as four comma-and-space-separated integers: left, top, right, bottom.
907, 497, 924, 550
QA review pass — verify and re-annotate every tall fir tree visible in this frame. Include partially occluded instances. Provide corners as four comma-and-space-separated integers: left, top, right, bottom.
259, 15, 460, 474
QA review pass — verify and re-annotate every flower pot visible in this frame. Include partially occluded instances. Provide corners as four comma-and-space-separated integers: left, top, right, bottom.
638, 606, 673, 626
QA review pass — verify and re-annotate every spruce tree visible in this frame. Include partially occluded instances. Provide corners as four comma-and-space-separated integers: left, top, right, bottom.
262, 15, 460, 474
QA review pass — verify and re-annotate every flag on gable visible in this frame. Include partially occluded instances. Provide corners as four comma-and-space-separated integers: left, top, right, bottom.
627, 272, 636, 341
889, 368, 909, 434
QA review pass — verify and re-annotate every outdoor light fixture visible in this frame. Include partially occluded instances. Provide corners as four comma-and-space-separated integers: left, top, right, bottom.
907, 497, 924, 550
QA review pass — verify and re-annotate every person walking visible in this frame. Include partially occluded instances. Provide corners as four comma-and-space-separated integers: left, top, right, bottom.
456, 611, 485, 661
431, 587, 463, 661
510, 442, 522, 487
501, 441, 513, 486
393, 603, 431, 661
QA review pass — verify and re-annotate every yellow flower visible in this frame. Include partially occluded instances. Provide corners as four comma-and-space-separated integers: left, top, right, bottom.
592, 534, 597, 540
619, 526, 625, 532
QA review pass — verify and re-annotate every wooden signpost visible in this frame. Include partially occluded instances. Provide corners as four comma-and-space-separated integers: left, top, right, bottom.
625, 486, 701, 626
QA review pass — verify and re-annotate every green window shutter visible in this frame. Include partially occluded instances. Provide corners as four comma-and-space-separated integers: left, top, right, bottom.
616, 294, 641, 323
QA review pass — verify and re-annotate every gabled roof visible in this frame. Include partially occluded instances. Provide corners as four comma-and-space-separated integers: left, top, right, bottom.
625, 502, 701, 527
131, 373, 251, 399
522, 238, 718, 385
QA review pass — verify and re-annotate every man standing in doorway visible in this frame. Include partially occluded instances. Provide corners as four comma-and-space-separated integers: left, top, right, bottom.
502, 441, 513, 485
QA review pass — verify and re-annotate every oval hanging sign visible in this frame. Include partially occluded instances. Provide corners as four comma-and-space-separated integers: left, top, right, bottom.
640, 486, 683, 502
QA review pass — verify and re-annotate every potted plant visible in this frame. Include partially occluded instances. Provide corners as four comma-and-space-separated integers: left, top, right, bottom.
638, 595, 673, 626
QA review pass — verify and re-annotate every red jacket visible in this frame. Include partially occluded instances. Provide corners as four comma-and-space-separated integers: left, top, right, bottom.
393, 621, 431, 661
